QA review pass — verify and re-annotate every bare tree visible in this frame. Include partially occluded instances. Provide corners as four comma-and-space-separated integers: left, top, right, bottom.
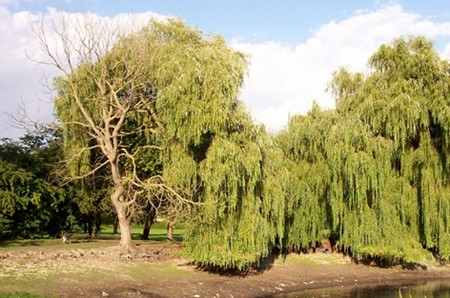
34, 15, 190, 251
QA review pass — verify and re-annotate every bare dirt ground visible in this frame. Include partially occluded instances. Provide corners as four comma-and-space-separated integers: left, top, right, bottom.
0, 241, 449, 297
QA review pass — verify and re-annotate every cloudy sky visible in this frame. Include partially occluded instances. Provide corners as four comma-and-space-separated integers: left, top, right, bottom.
2, 0, 450, 138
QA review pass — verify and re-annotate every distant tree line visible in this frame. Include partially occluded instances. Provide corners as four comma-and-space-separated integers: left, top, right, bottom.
0, 129, 75, 239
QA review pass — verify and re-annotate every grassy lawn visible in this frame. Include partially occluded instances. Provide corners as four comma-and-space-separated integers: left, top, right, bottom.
102, 221, 185, 242
0, 221, 184, 251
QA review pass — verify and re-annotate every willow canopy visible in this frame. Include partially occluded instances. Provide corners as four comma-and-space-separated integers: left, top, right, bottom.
279, 36, 450, 263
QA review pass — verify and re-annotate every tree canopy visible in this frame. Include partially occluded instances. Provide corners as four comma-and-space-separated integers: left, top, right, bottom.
278, 37, 450, 263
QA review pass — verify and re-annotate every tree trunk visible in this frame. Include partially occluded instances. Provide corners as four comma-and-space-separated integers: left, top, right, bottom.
113, 217, 118, 234
167, 222, 174, 241
117, 206, 134, 251
87, 216, 93, 238
141, 207, 156, 240
141, 215, 152, 240
141, 225, 150, 241
111, 187, 135, 252
93, 214, 102, 238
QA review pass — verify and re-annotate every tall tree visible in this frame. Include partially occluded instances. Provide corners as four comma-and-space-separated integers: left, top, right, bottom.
41, 17, 251, 252
169, 120, 288, 269
147, 21, 287, 269
275, 105, 337, 252
329, 37, 450, 260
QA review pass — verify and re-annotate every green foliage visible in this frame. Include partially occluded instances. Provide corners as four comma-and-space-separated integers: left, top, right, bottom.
0, 131, 79, 239
182, 131, 282, 269
280, 36, 450, 263
146, 21, 286, 269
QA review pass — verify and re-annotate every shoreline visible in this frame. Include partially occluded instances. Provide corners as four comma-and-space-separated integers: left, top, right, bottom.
270, 278, 450, 298
224, 254, 450, 297
0, 245, 449, 297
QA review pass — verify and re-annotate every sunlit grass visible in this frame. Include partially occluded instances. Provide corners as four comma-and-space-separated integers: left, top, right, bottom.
0, 221, 184, 250
92, 221, 184, 241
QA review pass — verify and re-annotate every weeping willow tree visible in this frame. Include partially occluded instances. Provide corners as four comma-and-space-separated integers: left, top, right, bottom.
275, 105, 335, 251
279, 36, 450, 263
175, 128, 287, 270
151, 21, 287, 270
329, 36, 450, 261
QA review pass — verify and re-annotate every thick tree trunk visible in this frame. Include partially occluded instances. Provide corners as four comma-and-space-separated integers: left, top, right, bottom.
111, 187, 135, 252
117, 208, 134, 251
141, 225, 150, 241
141, 215, 152, 240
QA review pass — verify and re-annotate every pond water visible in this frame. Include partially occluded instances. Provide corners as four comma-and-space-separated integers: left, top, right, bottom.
274, 280, 450, 298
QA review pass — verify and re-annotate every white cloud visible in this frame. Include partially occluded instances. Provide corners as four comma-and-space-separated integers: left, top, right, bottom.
233, 4, 450, 131
0, 6, 43, 138
0, 0, 16, 5
444, 43, 450, 59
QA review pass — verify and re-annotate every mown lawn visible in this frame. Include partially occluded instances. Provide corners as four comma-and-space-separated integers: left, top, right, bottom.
0, 221, 184, 251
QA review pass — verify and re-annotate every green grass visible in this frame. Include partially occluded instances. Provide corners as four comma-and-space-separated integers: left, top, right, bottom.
0, 239, 61, 250
0, 221, 184, 251
96, 221, 184, 242
0, 240, 116, 251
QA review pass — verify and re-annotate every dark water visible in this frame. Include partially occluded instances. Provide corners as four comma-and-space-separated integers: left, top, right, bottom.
274, 280, 450, 298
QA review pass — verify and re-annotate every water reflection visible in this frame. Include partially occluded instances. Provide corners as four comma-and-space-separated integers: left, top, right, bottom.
274, 280, 450, 298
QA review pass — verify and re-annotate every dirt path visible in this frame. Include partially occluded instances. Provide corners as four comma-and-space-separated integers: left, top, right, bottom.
0, 243, 449, 297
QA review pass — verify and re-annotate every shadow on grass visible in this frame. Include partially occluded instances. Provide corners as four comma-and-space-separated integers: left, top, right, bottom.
351, 255, 428, 270
59, 232, 183, 243
0, 239, 60, 248
134, 232, 183, 242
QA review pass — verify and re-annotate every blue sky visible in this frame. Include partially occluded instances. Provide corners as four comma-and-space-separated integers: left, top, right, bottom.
7, 0, 450, 44
7, 0, 372, 43
2, 1, 450, 138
